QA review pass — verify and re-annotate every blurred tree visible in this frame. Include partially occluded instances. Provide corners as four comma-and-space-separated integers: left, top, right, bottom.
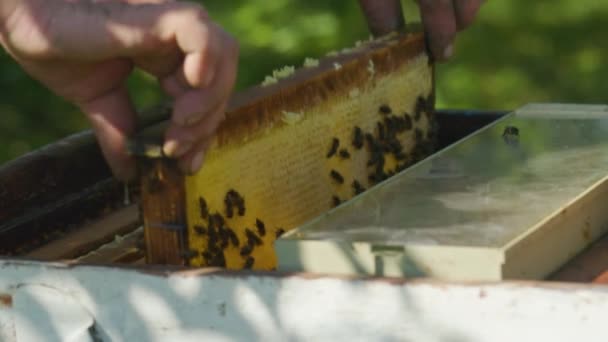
0, 0, 606, 163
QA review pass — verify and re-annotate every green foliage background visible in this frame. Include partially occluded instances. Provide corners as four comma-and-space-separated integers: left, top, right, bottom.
0, 0, 606, 163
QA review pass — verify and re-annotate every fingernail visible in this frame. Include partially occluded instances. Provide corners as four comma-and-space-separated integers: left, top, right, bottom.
163, 140, 193, 157
190, 150, 205, 174
443, 44, 454, 60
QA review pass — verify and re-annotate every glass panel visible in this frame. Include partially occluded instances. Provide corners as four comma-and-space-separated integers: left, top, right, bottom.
286, 104, 608, 248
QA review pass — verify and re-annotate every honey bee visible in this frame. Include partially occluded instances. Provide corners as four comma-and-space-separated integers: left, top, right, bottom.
194, 225, 207, 235
414, 128, 423, 143
327, 137, 340, 158
225, 228, 239, 247
330, 169, 344, 184
224, 193, 234, 218
198, 197, 209, 219
402, 114, 413, 130
414, 96, 426, 121
388, 138, 403, 154
365, 133, 376, 151
240, 243, 253, 256
377, 122, 385, 141
352, 126, 364, 150
244, 256, 255, 269
201, 251, 212, 262
383, 117, 395, 137
245, 228, 263, 246
332, 195, 342, 207
395, 152, 407, 161
255, 219, 266, 236
338, 149, 351, 159
352, 180, 365, 195
379, 104, 392, 115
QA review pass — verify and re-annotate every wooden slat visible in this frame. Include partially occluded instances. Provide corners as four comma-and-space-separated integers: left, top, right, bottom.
25, 205, 140, 260
139, 158, 188, 265
77, 227, 145, 264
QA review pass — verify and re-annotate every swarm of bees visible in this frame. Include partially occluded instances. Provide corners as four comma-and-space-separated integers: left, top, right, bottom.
327, 95, 437, 207
189, 192, 286, 270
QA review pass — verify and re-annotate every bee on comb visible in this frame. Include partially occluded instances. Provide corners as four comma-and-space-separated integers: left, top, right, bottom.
244, 256, 255, 269
198, 197, 209, 219
330, 169, 344, 184
327, 137, 340, 158
255, 219, 266, 236
379, 104, 392, 115
352, 126, 364, 150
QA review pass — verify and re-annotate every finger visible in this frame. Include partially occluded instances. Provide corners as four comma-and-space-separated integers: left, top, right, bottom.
416, 0, 458, 62
357, 0, 405, 37
177, 136, 213, 175
80, 85, 138, 181
160, 72, 189, 98
49, 2, 210, 60
179, 21, 225, 89
453, 0, 483, 31
171, 28, 238, 126
163, 98, 227, 158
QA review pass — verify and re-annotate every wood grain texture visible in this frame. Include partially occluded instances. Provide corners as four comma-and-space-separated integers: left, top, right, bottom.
139, 158, 188, 265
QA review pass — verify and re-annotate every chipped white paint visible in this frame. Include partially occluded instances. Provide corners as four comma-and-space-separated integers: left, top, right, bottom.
1, 260, 608, 341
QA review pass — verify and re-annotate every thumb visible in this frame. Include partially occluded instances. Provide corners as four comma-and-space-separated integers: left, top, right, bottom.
80, 85, 138, 181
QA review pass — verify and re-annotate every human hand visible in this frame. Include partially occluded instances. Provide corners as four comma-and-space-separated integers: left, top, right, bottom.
357, 0, 483, 62
0, 0, 239, 180
416, 0, 484, 61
